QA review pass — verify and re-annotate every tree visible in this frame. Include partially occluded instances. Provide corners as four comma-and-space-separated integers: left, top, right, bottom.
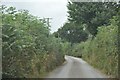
54, 22, 88, 43
67, 2, 119, 36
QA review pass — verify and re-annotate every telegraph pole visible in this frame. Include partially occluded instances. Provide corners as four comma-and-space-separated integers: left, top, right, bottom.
45, 18, 52, 27
40, 18, 52, 27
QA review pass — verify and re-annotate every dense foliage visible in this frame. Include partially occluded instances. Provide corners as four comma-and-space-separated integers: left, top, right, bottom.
54, 2, 119, 44
75, 17, 118, 77
1, 5, 66, 78
1, 1, 119, 78
67, 2, 119, 36
61, 16, 119, 77
54, 22, 88, 43
54, 2, 119, 78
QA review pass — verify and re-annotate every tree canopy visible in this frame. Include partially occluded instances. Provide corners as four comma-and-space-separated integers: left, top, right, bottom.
67, 2, 119, 36
54, 22, 88, 43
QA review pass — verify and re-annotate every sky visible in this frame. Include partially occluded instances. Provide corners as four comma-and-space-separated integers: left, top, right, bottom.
1, 0, 69, 33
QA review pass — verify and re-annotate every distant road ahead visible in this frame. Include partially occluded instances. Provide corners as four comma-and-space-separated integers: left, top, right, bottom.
46, 55, 108, 78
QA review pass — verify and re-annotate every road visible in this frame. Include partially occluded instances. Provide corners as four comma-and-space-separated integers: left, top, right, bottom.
46, 55, 108, 78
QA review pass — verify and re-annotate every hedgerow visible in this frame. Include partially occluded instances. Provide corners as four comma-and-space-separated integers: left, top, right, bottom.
75, 16, 118, 77
1, 6, 65, 78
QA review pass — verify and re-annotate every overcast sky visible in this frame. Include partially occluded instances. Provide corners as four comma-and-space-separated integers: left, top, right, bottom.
2, 0, 69, 33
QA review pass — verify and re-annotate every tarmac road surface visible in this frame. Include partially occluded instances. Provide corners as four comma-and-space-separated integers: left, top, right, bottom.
46, 55, 108, 78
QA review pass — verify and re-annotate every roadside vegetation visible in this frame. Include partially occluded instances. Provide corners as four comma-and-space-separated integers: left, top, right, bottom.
1, 5, 67, 78
1, 1, 119, 78
74, 17, 118, 77
54, 2, 119, 77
